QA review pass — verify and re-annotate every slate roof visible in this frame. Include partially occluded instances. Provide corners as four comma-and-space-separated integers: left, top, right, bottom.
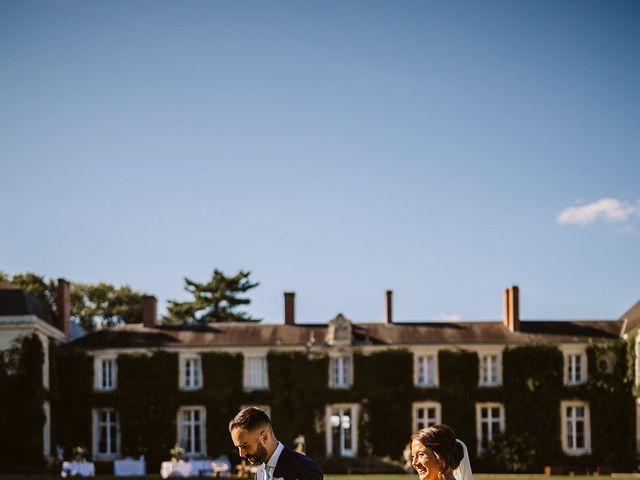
0, 288, 52, 324
70, 318, 623, 350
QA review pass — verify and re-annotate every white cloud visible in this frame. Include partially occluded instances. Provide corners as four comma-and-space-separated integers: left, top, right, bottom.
436, 313, 461, 321
556, 198, 637, 226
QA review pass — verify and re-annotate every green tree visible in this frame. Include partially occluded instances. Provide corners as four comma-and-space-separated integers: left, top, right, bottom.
71, 282, 144, 332
164, 269, 260, 324
0, 271, 144, 332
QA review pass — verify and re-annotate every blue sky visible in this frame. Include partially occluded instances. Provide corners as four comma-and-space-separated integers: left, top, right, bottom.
2, 0, 639, 324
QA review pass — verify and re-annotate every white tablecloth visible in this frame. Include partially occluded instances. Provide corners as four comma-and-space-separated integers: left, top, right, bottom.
161, 461, 192, 478
61, 461, 95, 477
114, 457, 146, 476
161, 459, 224, 478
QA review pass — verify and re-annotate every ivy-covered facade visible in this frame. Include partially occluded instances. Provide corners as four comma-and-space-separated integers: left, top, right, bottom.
1, 285, 639, 473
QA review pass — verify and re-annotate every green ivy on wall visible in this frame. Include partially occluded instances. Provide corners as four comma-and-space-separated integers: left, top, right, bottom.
267, 351, 328, 457
43, 339, 636, 473
0, 334, 46, 468
500, 344, 564, 471
585, 342, 635, 470
51, 344, 93, 461
117, 352, 179, 468
353, 349, 413, 458
438, 349, 479, 459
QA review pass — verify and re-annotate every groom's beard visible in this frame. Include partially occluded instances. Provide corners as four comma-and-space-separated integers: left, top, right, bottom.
244, 443, 268, 465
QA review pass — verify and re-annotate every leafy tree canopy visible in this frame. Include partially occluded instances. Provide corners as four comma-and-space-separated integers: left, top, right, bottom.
164, 269, 260, 324
0, 271, 144, 333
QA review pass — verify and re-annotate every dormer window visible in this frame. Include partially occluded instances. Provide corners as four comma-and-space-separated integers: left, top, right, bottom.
326, 314, 353, 346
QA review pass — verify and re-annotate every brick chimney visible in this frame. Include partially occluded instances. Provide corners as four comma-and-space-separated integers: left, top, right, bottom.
56, 278, 71, 337
503, 285, 520, 332
284, 292, 295, 325
385, 290, 393, 324
142, 295, 157, 328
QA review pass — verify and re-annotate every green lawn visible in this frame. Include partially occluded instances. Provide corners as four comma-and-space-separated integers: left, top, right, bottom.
325, 476, 639, 480
326, 476, 640, 480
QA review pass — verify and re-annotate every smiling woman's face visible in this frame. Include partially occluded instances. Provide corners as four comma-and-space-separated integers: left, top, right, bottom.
411, 439, 444, 480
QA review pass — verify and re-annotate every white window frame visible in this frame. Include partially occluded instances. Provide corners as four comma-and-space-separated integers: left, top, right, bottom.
94, 355, 117, 391
92, 408, 120, 460
563, 348, 587, 386
243, 354, 269, 391
325, 403, 359, 458
476, 402, 505, 455
177, 406, 206, 458
180, 354, 202, 391
414, 349, 439, 387
329, 353, 352, 389
561, 400, 591, 455
412, 401, 441, 431
478, 348, 502, 387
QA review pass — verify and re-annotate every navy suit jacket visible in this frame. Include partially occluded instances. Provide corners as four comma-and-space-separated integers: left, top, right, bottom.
271, 446, 323, 480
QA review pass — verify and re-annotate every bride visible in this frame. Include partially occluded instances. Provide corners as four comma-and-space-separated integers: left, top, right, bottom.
410, 424, 471, 480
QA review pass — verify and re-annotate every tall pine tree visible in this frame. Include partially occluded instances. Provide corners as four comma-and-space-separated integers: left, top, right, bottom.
164, 269, 260, 324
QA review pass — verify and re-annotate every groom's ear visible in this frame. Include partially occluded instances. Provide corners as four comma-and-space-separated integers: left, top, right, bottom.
259, 429, 270, 444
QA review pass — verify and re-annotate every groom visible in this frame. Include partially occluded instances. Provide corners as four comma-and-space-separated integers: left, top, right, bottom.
229, 407, 323, 480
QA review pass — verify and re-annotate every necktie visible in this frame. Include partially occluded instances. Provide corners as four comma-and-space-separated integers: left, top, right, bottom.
265, 465, 274, 480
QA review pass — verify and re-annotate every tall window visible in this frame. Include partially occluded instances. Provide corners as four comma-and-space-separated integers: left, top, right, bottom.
479, 353, 501, 386
476, 403, 505, 455
566, 353, 586, 385
180, 356, 202, 390
413, 402, 441, 430
244, 356, 269, 390
95, 357, 117, 391
330, 355, 351, 389
561, 401, 591, 454
93, 409, 119, 458
178, 407, 206, 457
326, 404, 358, 457
415, 354, 437, 387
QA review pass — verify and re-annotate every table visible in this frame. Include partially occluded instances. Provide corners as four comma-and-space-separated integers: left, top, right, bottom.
61, 461, 95, 477
114, 457, 146, 476
160, 459, 227, 478
161, 460, 193, 478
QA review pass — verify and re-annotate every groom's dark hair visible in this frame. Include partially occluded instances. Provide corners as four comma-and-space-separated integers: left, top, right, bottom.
229, 407, 272, 432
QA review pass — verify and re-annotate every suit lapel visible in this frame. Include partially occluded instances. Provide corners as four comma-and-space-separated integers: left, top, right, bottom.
272, 446, 289, 479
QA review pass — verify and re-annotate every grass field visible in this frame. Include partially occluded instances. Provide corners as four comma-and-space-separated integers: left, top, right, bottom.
326, 476, 640, 480
325, 475, 640, 480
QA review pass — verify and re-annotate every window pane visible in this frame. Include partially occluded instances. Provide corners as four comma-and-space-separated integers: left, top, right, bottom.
342, 410, 352, 450
481, 422, 489, 449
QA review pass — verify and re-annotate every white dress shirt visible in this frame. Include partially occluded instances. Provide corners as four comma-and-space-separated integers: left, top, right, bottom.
263, 441, 284, 480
